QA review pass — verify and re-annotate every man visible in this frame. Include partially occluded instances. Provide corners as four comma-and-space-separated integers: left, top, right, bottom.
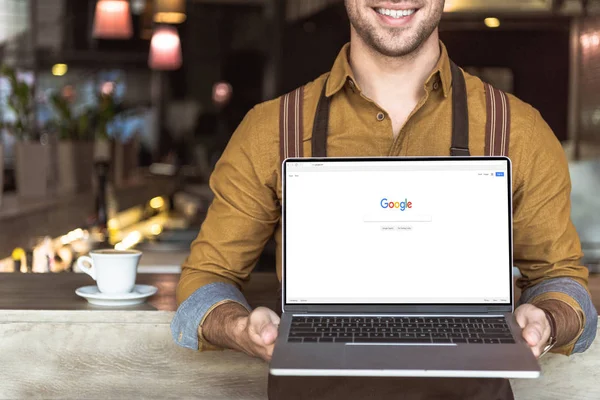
172, 0, 597, 363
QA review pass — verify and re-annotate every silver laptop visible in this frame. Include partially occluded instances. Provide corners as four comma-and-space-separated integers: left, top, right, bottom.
270, 157, 540, 379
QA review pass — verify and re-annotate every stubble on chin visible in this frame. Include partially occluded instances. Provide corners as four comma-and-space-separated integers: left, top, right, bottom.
361, 27, 427, 58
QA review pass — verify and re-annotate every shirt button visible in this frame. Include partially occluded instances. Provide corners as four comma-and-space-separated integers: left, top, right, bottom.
377, 112, 385, 121
433, 81, 440, 90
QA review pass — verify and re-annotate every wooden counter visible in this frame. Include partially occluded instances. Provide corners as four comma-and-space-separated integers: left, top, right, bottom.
1, 273, 598, 399
1, 309, 598, 399
0, 272, 279, 311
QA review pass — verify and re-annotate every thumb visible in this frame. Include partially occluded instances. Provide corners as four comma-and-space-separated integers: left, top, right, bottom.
249, 307, 280, 345
522, 323, 543, 347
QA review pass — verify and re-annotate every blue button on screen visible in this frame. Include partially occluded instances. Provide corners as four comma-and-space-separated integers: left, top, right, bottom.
495, 172, 505, 177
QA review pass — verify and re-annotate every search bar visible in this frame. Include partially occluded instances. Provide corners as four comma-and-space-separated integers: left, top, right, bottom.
363, 214, 432, 223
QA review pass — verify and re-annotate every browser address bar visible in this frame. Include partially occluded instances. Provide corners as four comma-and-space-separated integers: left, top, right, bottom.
363, 214, 433, 223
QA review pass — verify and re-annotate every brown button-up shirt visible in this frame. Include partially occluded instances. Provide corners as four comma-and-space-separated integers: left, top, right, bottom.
177, 43, 589, 354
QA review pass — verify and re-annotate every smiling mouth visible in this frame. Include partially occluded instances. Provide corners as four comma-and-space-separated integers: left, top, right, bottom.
374, 7, 417, 19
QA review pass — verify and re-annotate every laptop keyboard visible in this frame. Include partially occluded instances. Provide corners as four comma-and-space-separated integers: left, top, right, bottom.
287, 316, 515, 344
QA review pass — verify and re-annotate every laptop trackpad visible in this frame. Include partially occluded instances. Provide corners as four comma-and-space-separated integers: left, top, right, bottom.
345, 343, 458, 371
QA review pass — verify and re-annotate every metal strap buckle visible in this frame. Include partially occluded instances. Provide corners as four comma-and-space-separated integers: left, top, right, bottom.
540, 340, 556, 358
450, 147, 470, 156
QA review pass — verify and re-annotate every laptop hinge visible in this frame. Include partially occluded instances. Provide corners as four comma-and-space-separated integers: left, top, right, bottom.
285, 306, 308, 314
487, 306, 510, 313
285, 306, 511, 314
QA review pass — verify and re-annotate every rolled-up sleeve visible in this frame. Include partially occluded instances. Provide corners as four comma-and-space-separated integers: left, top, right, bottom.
171, 282, 252, 350
513, 107, 597, 355
172, 105, 281, 351
518, 278, 597, 354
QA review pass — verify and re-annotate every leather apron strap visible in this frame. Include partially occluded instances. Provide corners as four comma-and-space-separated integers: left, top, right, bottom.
449, 61, 470, 156
484, 83, 511, 157
312, 82, 331, 157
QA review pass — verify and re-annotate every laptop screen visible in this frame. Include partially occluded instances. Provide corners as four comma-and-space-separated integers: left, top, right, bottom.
284, 158, 512, 306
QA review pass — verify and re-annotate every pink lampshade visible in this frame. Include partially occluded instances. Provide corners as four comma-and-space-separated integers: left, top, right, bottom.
93, 0, 133, 39
149, 26, 182, 70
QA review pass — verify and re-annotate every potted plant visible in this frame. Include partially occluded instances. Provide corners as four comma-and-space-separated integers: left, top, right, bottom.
49, 92, 95, 193
0, 65, 49, 199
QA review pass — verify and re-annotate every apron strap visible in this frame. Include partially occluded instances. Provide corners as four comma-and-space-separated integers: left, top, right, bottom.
450, 61, 470, 156
311, 80, 331, 158
278, 86, 305, 163
277, 87, 305, 316
484, 83, 511, 156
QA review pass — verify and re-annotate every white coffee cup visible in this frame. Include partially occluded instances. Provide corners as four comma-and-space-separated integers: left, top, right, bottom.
76, 249, 142, 294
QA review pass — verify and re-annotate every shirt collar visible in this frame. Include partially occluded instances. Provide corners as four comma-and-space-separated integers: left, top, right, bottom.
326, 41, 452, 98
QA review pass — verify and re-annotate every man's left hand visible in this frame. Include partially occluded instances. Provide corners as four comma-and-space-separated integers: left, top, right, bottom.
514, 304, 551, 358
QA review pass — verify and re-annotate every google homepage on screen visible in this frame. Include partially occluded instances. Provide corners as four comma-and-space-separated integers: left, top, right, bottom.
284, 160, 511, 305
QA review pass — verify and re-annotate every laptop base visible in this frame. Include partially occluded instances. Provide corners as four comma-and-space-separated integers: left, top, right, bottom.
270, 313, 540, 379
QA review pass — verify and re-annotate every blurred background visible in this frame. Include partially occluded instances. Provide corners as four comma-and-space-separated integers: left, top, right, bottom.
0, 0, 599, 276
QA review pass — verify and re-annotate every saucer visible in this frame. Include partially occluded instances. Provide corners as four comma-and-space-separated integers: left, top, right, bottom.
75, 284, 158, 306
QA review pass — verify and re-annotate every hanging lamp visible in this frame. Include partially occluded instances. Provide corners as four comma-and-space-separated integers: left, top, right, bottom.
93, 0, 133, 39
148, 25, 182, 70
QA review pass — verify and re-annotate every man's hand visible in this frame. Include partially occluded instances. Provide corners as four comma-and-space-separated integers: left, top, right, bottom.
514, 304, 551, 358
202, 303, 280, 362
232, 307, 280, 362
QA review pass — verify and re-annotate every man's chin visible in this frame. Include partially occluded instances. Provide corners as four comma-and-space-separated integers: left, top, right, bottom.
368, 40, 421, 58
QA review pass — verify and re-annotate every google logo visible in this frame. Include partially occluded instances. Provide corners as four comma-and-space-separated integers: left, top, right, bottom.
380, 198, 413, 211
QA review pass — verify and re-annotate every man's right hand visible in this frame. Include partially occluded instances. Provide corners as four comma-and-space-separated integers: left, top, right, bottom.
233, 306, 280, 361
202, 303, 280, 362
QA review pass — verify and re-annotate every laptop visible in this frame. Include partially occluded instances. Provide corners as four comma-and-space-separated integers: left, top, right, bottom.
270, 157, 541, 378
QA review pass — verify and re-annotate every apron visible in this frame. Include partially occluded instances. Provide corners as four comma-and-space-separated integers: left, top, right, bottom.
270, 61, 515, 400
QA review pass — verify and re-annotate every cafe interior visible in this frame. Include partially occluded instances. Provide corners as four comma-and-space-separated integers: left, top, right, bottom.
1, 0, 600, 398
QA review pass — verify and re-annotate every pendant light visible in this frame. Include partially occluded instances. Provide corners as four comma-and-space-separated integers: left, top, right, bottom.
154, 0, 186, 24
93, 0, 133, 39
149, 26, 182, 70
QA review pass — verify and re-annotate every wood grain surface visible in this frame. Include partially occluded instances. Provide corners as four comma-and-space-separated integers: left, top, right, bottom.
0, 310, 598, 400
0, 311, 269, 399
0, 272, 280, 312
0, 273, 176, 311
